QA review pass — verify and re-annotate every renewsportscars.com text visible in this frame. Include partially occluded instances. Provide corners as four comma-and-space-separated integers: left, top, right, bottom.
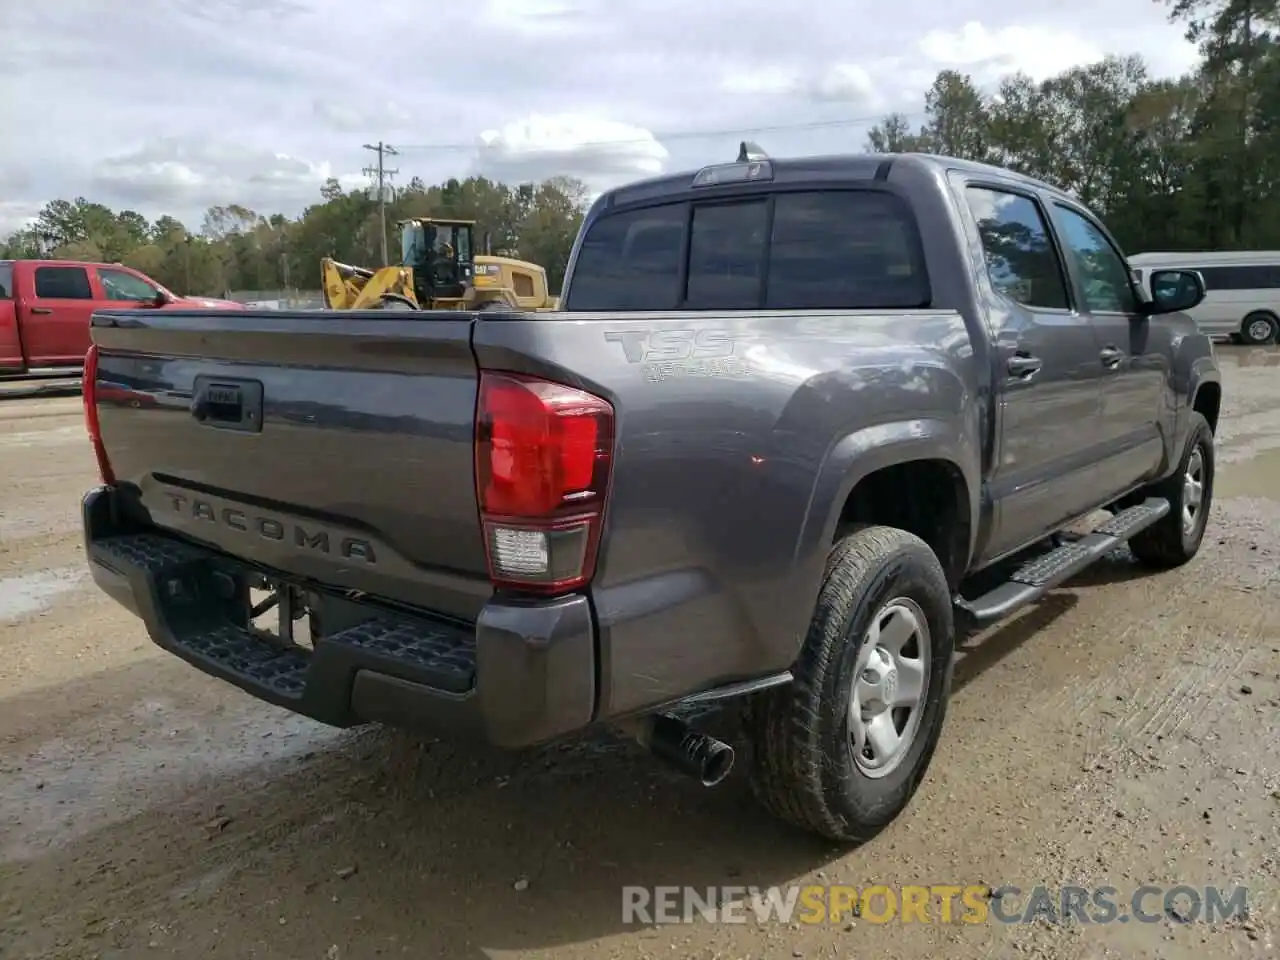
622, 884, 1250, 926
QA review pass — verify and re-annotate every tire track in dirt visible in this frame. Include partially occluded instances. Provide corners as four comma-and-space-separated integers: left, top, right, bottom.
2, 357, 1279, 959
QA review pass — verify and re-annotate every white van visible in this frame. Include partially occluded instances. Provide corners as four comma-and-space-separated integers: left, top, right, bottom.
1127, 251, 1280, 345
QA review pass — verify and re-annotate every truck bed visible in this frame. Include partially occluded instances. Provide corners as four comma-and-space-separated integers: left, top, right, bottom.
86, 303, 977, 729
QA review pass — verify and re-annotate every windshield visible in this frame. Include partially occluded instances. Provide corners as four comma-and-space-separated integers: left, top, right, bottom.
431, 225, 454, 255
402, 222, 426, 266
427, 223, 471, 262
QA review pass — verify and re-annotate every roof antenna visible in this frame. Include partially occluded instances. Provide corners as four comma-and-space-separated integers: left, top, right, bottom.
738, 140, 768, 162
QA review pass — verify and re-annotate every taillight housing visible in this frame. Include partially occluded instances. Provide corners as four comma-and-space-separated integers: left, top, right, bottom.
82, 344, 116, 485
475, 371, 614, 594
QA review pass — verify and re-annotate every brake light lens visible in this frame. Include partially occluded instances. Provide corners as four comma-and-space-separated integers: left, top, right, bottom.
475, 371, 614, 594
82, 343, 116, 485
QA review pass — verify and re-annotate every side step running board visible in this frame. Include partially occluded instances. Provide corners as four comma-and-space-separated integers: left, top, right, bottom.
955, 498, 1170, 628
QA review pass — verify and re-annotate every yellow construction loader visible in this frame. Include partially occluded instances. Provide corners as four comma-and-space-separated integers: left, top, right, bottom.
320, 217, 558, 312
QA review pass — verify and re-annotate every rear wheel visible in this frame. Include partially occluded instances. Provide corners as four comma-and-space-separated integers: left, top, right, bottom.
1240, 312, 1278, 345
744, 525, 955, 842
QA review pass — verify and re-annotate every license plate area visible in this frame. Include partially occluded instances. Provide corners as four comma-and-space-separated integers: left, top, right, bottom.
247, 575, 314, 652
192, 376, 263, 433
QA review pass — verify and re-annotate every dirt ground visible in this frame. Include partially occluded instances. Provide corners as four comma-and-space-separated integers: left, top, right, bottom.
1, 349, 1278, 960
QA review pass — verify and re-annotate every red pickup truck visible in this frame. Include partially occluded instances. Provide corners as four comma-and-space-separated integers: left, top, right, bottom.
0, 259, 245, 377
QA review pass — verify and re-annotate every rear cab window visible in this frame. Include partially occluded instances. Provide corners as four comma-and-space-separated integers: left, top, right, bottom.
564, 188, 930, 311
0, 262, 12, 299
33, 265, 93, 300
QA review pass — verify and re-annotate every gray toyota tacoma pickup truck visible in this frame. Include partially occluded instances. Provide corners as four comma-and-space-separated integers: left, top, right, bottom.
81, 147, 1222, 842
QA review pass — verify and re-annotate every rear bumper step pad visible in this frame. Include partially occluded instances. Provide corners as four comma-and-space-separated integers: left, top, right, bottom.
82, 487, 596, 747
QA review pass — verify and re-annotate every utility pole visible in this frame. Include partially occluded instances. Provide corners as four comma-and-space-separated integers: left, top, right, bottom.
362, 141, 398, 265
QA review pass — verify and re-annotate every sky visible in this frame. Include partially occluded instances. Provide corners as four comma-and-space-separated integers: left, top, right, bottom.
0, 0, 1202, 237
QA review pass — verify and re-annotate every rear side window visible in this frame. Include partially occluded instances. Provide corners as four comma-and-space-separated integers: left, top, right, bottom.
34, 265, 93, 300
766, 192, 930, 309
1198, 265, 1280, 290
965, 187, 1069, 310
564, 203, 686, 310
0, 262, 12, 299
686, 201, 768, 308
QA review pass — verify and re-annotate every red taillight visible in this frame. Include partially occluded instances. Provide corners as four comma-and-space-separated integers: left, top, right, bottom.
82, 344, 115, 485
475, 371, 614, 594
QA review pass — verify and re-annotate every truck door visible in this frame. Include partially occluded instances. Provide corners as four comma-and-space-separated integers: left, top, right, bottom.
957, 181, 1108, 561
0, 262, 20, 371
1047, 201, 1165, 493
22, 264, 97, 368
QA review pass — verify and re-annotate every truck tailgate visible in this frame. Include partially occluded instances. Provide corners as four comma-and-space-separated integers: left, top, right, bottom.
90, 309, 491, 619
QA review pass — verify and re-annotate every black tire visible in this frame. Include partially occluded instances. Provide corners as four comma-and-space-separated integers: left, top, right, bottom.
1128, 412, 1214, 569
1240, 312, 1279, 345
375, 294, 417, 311
744, 525, 955, 843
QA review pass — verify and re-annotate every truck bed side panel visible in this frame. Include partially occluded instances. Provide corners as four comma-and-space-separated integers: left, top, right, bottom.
472, 308, 980, 717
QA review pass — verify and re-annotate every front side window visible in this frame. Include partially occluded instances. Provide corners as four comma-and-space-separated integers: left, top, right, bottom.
1052, 204, 1137, 314
99, 267, 158, 302
33, 266, 92, 300
766, 191, 929, 309
965, 187, 1069, 310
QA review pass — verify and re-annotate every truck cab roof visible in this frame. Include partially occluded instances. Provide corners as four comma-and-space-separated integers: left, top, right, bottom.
593, 150, 1068, 212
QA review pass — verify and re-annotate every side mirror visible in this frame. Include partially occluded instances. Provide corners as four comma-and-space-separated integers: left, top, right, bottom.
151, 290, 170, 307
1142, 269, 1205, 316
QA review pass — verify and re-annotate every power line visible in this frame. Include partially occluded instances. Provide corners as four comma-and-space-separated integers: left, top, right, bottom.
362, 141, 399, 265
390, 112, 925, 154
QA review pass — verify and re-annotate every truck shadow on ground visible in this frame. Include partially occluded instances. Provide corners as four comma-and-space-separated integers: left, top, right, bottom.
0, 555, 1169, 959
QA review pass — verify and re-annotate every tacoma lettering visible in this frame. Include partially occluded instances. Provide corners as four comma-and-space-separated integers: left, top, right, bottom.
161, 492, 376, 563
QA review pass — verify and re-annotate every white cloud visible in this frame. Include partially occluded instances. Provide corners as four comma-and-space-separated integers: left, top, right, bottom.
0, 0, 1200, 234
475, 114, 669, 185
89, 139, 367, 213
720, 63, 879, 107
919, 22, 1105, 83
0, 204, 41, 238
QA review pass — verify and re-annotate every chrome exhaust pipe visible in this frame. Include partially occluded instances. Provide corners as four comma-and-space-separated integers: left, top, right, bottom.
628, 713, 735, 787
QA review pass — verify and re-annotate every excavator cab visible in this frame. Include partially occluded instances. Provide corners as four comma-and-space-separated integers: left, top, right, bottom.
400, 218, 474, 304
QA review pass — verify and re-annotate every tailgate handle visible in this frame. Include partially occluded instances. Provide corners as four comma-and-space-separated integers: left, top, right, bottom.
191, 377, 263, 433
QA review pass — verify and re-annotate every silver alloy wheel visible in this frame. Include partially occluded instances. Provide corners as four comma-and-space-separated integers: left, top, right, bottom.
849, 597, 931, 779
1246, 317, 1275, 342
1182, 446, 1205, 536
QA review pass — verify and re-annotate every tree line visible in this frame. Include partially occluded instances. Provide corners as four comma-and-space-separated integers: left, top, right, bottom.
0, 174, 591, 298
865, 0, 1280, 251
1, 0, 1274, 297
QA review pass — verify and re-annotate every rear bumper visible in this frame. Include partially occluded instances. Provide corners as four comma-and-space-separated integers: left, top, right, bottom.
82, 485, 596, 748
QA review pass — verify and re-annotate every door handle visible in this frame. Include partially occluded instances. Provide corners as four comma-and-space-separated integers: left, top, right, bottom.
1007, 353, 1042, 378
1100, 347, 1124, 367
29, 307, 53, 315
